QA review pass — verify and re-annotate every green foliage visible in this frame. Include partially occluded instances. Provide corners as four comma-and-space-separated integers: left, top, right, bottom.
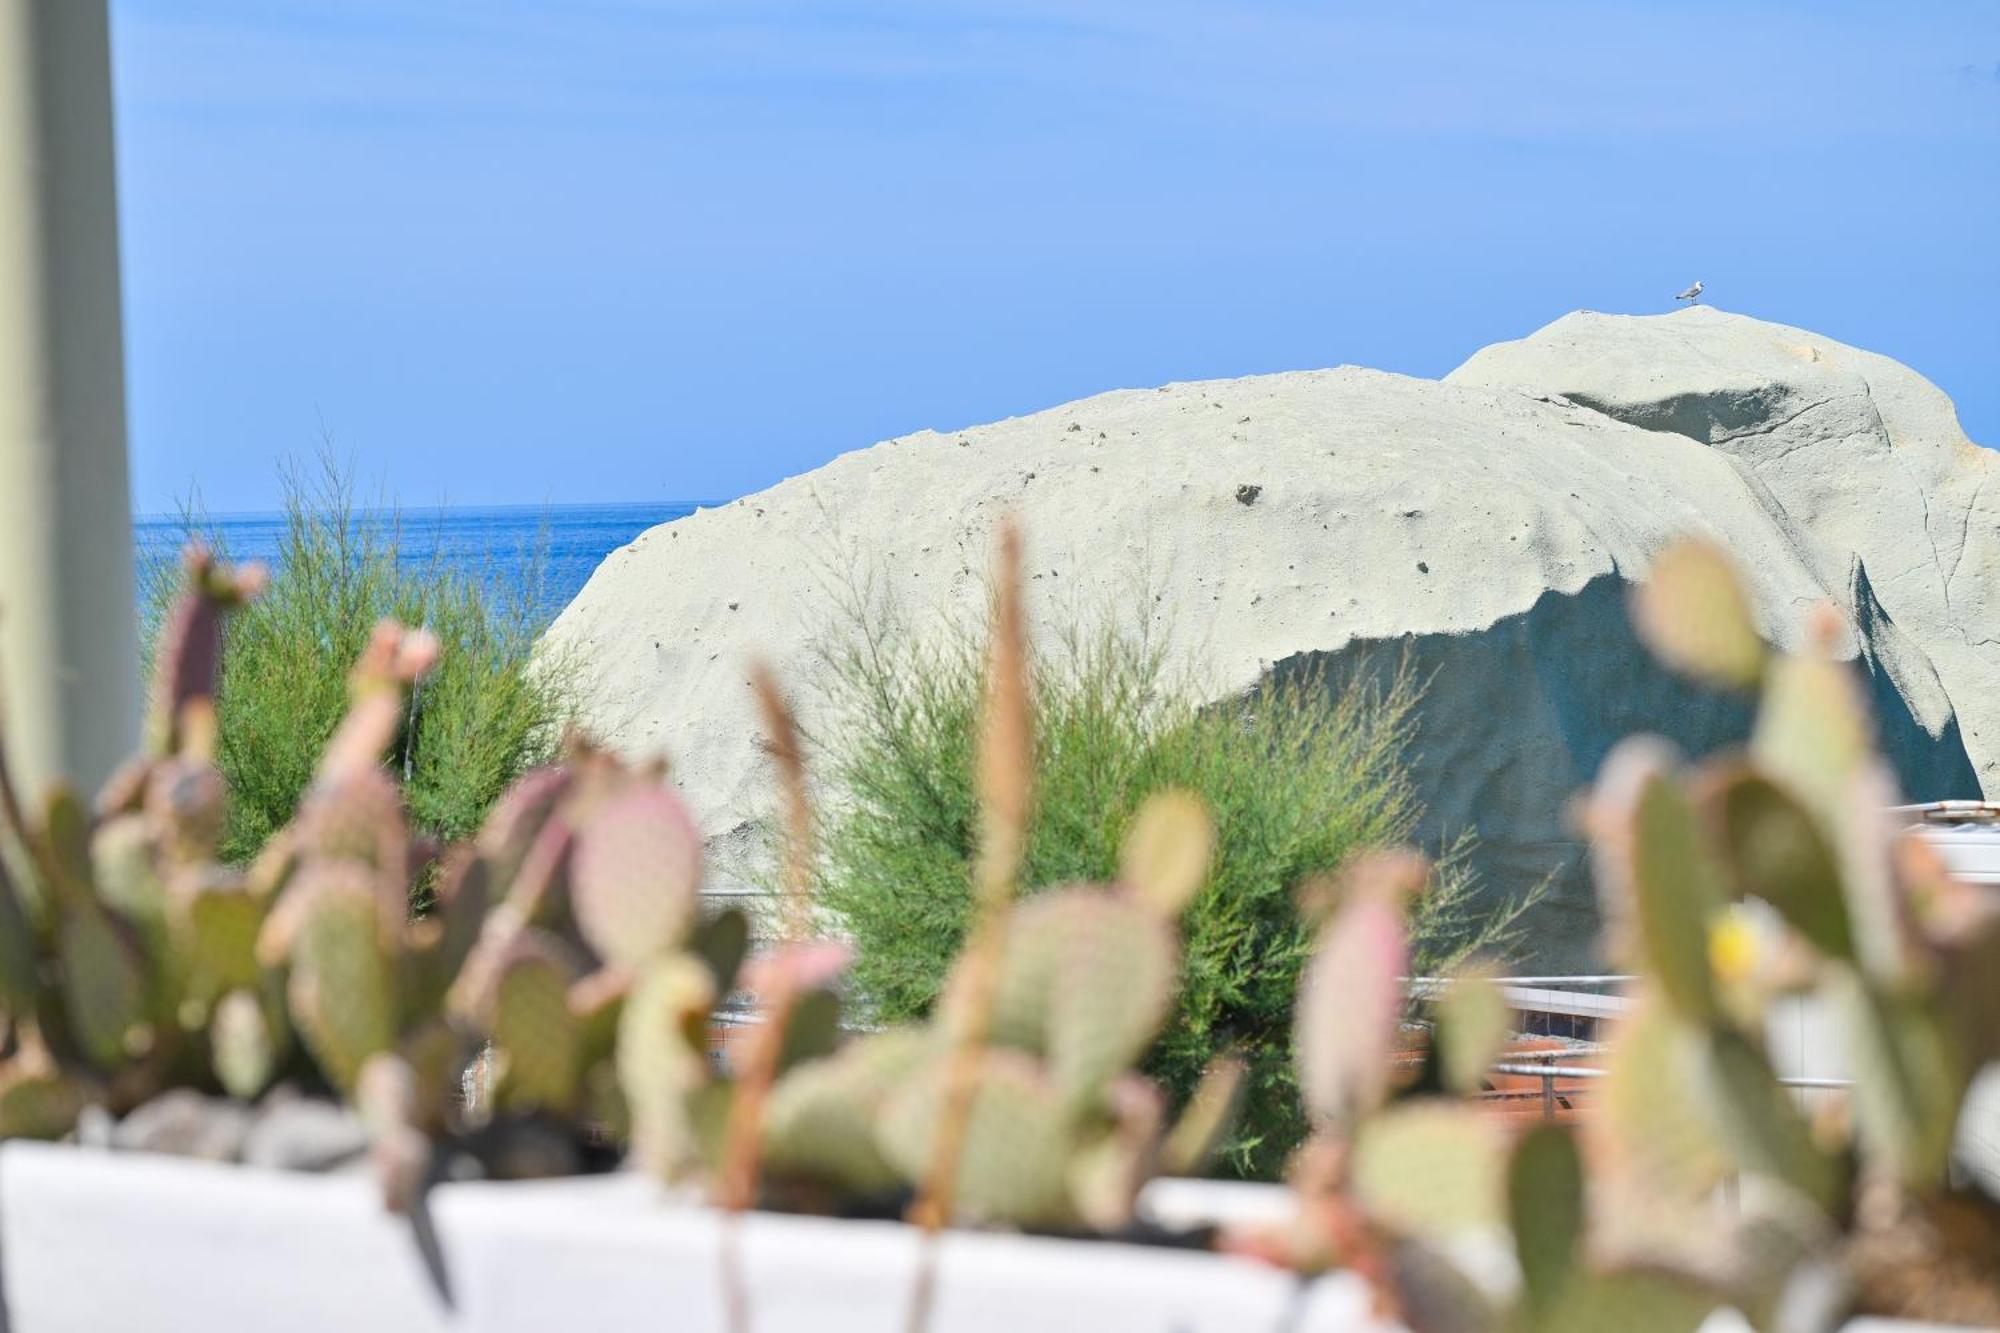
0, 553, 747, 1213
812, 610, 1534, 1177
141, 457, 568, 868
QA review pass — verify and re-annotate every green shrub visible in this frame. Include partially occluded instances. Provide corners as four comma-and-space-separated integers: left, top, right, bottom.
811, 608, 1537, 1179
142, 458, 570, 870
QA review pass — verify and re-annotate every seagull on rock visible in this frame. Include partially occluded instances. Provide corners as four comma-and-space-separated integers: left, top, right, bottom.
1675, 280, 1704, 304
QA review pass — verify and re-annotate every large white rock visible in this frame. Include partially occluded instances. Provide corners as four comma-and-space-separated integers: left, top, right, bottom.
1450, 306, 2000, 789
541, 312, 1984, 966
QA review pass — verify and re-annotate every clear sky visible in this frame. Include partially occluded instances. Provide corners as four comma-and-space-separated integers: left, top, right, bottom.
111, 1, 2000, 514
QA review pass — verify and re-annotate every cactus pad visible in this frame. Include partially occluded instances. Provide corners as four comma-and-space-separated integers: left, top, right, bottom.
1294, 854, 1418, 1130
284, 869, 399, 1093
688, 907, 751, 994
210, 987, 279, 1099
1694, 765, 1852, 961
1043, 895, 1177, 1104
1350, 1102, 1505, 1241
175, 870, 265, 1003
0, 1063, 88, 1140
1508, 1123, 1583, 1312
569, 784, 703, 968
762, 1030, 930, 1195
56, 901, 151, 1069
475, 766, 570, 886
1692, 1026, 1839, 1211
880, 1049, 1074, 1227
489, 937, 583, 1114
1630, 539, 1766, 689
144, 759, 229, 864
89, 815, 166, 922
962, 887, 1175, 1100
615, 954, 719, 1181
1589, 740, 1723, 1025
1750, 653, 1870, 824
1589, 998, 1728, 1200
1434, 970, 1509, 1097
1117, 791, 1214, 919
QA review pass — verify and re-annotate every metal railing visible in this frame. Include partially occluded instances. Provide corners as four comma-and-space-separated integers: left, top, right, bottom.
1487, 1053, 1854, 1120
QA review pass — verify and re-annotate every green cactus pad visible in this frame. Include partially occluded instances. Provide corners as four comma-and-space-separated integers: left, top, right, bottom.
1830, 768, 1920, 985
1630, 539, 1766, 689
285, 870, 399, 1093
395, 1020, 468, 1134
143, 760, 229, 864
1043, 895, 1178, 1105
569, 785, 703, 968
1508, 1123, 1584, 1312
879, 1049, 1075, 1227
615, 954, 718, 1181
957, 887, 1175, 1080
961, 897, 1058, 1053
1523, 1269, 1718, 1333
1837, 973, 1960, 1188
566, 966, 629, 1065
1116, 791, 1214, 919
490, 938, 583, 1114
775, 985, 843, 1075
1351, 1102, 1506, 1241
1435, 970, 1510, 1097
688, 907, 751, 994
425, 852, 493, 992
0, 1063, 89, 1140
762, 1030, 930, 1194
1693, 765, 1853, 961
176, 871, 265, 1004
0, 855, 43, 1013
56, 900, 152, 1069
1593, 998, 1728, 1199
1750, 654, 1870, 824
1066, 1075, 1165, 1231
41, 786, 95, 905
1693, 1026, 1840, 1212
1589, 740, 1723, 1025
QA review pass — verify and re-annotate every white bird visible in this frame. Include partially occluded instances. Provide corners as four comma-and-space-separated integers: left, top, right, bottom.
1675, 280, 1704, 304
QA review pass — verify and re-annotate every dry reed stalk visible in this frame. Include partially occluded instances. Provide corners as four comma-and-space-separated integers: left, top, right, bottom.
713, 662, 818, 1214
905, 517, 1032, 1332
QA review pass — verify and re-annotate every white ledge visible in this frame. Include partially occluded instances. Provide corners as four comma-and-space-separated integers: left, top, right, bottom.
0, 1143, 1958, 1332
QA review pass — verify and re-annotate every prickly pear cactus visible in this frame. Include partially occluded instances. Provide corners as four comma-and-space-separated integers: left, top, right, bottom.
1584, 537, 2000, 1323
0, 549, 295, 1133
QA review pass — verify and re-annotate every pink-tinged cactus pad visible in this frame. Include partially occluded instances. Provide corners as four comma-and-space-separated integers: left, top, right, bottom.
1294, 854, 1417, 1131
569, 785, 703, 967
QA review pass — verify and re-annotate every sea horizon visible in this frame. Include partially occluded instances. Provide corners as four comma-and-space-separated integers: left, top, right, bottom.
133, 499, 718, 629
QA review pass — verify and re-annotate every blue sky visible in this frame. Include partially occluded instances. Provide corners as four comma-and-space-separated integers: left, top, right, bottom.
111, 1, 2000, 513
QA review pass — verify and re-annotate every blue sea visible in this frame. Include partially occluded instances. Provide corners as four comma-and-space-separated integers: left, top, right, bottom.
133, 501, 707, 629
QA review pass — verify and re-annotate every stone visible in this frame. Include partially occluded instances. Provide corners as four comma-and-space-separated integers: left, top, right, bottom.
540, 311, 1986, 967
110, 1089, 253, 1162
241, 1089, 370, 1172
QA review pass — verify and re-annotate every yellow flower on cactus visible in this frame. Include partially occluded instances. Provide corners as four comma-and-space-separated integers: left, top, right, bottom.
1707, 906, 1762, 987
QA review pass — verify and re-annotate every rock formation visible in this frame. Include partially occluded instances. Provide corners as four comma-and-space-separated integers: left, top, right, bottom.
541, 310, 1988, 966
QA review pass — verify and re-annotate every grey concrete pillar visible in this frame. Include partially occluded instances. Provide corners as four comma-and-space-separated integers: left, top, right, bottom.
0, 0, 138, 797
